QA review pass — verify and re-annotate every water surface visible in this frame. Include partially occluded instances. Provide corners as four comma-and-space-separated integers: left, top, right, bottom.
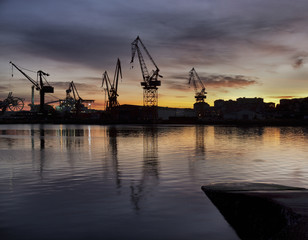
1, 124, 308, 239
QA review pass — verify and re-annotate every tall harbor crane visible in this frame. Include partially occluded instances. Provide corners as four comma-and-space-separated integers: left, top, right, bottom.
130, 36, 162, 109
188, 68, 207, 103
10, 61, 54, 114
102, 58, 122, 110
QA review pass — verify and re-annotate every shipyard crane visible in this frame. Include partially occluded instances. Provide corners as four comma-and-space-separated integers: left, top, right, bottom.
102, 58, 122, 110
188, 68, 207, 103
10, 61, 54, 114
62, 81, 94, 113
130, 36, 162, 108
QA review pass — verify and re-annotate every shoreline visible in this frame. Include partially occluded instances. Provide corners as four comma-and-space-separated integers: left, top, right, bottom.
1, 110, 308, 126
0, 117, 308, 126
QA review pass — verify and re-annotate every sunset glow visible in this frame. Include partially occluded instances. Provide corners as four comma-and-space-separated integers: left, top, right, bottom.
1, 0, 308, 109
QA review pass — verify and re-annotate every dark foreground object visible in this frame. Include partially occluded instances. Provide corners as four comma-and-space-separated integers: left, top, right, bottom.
202, 182, 308, 240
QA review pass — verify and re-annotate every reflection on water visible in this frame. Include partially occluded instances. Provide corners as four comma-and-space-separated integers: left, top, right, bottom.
195, 125, 205, 155
131, 126, 159, 211
107, 127, 121, 189
1, 124, 308, 239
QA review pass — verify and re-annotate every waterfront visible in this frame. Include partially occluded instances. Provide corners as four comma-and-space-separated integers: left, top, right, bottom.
1, 124, 308, 240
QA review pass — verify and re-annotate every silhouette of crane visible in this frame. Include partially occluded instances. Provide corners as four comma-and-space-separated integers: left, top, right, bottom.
10, 61, 54, 114
188, 68, 207, 103
130, 36, 162, 120
57, 81, 94, 114
102, 58, 122, 110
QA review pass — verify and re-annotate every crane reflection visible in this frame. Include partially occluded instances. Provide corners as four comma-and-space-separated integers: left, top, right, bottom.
130, 126, 159, 212
188, 125, 206, 178
107, 127, 121, 189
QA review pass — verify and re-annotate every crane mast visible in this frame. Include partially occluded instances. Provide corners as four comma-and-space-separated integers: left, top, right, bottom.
130, 36, 162, 112
189, 68, 207, 103
102, 58, 122, 110
10, 61, 54, 114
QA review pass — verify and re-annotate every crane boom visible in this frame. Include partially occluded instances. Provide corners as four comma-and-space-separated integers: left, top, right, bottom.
102, 71, 111, 99
10, 61, 40, 89
130, 36, 162, 87
131, 36, 159, 70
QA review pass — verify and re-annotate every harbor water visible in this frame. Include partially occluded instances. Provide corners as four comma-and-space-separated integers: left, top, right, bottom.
1, 124, 308, 240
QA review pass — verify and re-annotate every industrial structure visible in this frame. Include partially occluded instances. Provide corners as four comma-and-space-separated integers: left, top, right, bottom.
188, 68, 209, 118
102, 58, 122, 111
188, 68, 207, 103
56, 81, 94, 114
0, 92, 24, 112
10, 61, 54, 114
130, 36, 162, 120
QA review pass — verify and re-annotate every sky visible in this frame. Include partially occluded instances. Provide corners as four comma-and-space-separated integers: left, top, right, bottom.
1, 0, 308, 110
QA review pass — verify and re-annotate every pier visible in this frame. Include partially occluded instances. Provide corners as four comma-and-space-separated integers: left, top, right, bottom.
202, 182, 308, 240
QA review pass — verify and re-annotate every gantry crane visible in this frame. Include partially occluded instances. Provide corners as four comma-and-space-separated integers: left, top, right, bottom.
10, 61, 54, 114
188, 68, 207, 103
130, 36, 162, 109
102, 58, 122, 110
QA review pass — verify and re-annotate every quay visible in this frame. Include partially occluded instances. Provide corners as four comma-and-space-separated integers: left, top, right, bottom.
202, 182, 308, 240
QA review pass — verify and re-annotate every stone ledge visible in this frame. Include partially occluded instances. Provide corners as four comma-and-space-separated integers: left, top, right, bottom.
202, 182, 308, 240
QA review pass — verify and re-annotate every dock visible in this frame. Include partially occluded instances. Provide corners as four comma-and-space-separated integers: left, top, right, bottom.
202, 182, 308, 240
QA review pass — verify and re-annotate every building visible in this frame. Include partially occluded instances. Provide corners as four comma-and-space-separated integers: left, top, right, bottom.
214, 97, 275, 120
158, 107, 195, 121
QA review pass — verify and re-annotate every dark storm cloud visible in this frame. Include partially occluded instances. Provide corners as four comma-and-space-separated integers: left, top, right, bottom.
151, 1, 308, 68
2, 0, 308, 77
15, 26, 128, 69
162, 17, 298, 67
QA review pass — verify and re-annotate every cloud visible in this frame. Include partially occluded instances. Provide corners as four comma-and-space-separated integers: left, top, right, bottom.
0, 86, 9, 92
293, 58, 304, 68
163, 78, 189, 92
268, 96, 296, 99
18, 26, 129, 70
205, 75, 258, 89
166, 73, 258, 91
2, 0, 308, 72
292, 54, 308, 69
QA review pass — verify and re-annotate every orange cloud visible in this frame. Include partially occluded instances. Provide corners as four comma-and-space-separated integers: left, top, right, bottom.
268, 96, 296, 99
